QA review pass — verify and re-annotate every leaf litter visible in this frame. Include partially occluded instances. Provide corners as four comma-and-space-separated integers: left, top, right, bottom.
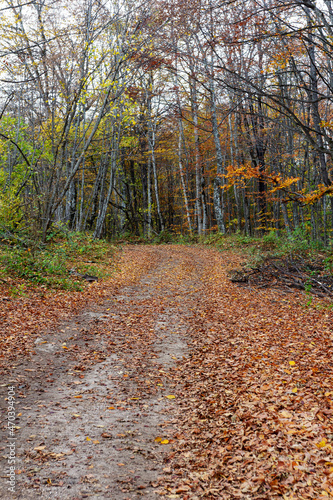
160, 247, 333, 499
0, 245, 332, 499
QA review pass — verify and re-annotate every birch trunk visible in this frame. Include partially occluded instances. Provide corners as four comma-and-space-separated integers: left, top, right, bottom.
178, 129, 192, 233
189, 76, 202, 234
173, 44, 193, 234
147, 156, 152, 238
209, 69, 225, 233
93, 123, 120, 239
147, 94, 164, 232
228, 114, 241, 231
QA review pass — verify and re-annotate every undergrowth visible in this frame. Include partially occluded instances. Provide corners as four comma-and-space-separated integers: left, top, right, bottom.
202, 229, 331, 262
201, 230, 333, 306
0, 231, 116, 293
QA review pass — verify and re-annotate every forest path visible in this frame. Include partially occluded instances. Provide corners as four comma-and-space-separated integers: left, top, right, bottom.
0, 245, 212, 499
1, 245, 333, 499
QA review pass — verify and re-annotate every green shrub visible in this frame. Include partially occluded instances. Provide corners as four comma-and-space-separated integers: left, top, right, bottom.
152, 230, 173, 244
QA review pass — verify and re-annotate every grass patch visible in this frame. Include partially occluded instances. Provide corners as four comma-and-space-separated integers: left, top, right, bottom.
201, 229, 333, 266
0, 231, 117, 293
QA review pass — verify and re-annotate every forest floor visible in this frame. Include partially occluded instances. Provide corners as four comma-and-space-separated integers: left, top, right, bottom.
0, 244, 333, 499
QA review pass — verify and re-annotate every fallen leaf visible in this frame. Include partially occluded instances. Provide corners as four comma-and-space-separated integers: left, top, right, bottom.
176, 485, 191, 493
101, 433, 112, 439
317, 439, 327, 449
280, 410, 293, 419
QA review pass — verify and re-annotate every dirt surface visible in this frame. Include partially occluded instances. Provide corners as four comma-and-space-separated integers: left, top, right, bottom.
1, 245, 333, 500
0, 246, 204, 499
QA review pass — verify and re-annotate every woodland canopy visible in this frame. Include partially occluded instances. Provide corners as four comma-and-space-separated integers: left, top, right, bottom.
0, 0, 333, 243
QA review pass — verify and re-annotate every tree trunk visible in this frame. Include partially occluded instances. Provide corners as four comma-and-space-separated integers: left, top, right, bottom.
209, 63, 225, 233
190, 75, 202, 234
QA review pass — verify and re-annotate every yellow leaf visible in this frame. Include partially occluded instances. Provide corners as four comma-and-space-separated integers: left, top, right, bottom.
62, 346, 68, 349
325, 392, 333, 397
292, 387, 298, 393
317, 439, 327, 449
72, 414, 81, 417
166, 395, 175, 399
157, 383, 163, 387
93, 440, 99, 444
160, 439, 169, 444
107, 406, 115, 410
154, 436, 162, 442
86, 437, 91, 441
74, 395, 82, 398
289, 361, 295, 366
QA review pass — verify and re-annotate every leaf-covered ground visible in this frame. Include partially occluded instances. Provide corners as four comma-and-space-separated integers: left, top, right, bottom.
161, 249, 333, 499
0, 247, 156, 374
0, 245, 332, 499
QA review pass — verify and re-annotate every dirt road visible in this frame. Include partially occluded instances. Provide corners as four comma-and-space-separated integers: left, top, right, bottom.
1, 245, 332, 499
0, 246, 208, 499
